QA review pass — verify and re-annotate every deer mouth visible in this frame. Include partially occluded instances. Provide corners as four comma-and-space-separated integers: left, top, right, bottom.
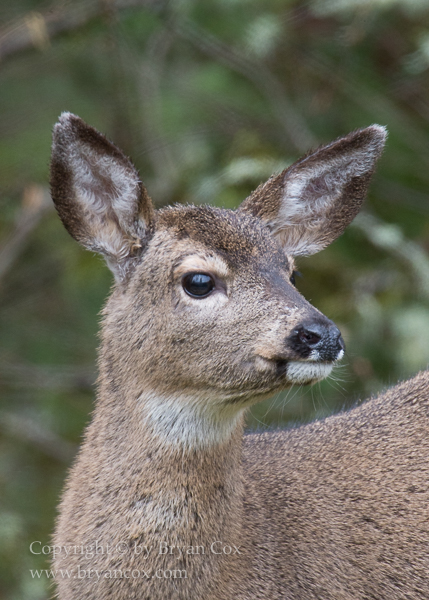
283, 360, 334, 384
257, 355, 335, 385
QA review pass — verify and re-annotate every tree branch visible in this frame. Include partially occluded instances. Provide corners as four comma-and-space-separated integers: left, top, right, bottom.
0, 185, 52, 288
0, 411, 77, 462
351, 212, 429, 301
169, 16, 317, 153
0, 0, 152, 63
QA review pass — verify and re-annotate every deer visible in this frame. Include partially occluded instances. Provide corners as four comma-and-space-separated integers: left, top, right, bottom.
49, 113, 429, 600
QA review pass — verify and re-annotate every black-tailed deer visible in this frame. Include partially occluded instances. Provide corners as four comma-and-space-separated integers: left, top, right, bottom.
50, 113, 429, 600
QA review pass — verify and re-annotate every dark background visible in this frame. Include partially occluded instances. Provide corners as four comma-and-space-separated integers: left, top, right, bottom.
1, 1, 429, 598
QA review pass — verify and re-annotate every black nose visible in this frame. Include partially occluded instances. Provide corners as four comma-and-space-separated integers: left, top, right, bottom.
291, 321, 345, 361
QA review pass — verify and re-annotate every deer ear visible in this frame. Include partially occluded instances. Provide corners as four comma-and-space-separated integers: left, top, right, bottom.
239, 125, 387, 256
50, 113, 154, 282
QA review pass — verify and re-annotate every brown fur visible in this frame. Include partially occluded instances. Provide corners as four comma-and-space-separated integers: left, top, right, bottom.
50, 114, 429, 599
244, 372, 429, 598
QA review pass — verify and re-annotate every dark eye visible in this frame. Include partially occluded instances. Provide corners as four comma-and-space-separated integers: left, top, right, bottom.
182, 273, 215, 298
290, 270, 301, 286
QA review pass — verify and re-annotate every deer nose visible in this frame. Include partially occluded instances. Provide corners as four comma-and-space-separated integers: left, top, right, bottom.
293, 322, 345, 362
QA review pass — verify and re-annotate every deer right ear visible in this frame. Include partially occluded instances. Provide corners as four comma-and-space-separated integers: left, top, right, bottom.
239, 125, 387, 256
50, 113, 154, 282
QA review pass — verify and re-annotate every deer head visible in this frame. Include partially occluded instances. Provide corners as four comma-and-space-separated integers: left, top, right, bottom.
50, 113, 385, 445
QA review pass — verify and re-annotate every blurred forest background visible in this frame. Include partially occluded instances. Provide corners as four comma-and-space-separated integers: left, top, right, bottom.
1, 0, 429, 598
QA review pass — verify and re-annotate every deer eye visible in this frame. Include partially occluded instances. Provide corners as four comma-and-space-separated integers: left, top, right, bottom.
182, 273, 215, 298
290, 270, 301, 287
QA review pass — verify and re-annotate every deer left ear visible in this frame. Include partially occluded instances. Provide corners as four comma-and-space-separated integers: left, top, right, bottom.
239, 125, 387, 256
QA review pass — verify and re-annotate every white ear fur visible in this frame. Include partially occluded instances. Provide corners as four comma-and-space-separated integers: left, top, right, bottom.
240, 125, 387, 256
50, 113, 154, 282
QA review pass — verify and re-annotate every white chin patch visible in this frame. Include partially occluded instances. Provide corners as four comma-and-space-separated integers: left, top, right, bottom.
286, 361, 333, 384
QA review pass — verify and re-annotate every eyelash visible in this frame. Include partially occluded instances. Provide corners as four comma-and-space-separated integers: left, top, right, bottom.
290, 270, 302, 286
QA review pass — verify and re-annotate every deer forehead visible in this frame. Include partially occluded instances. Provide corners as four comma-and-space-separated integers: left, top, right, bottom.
149, 204, 292, 275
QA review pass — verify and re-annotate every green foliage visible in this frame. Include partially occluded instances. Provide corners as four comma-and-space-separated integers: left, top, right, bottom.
1, 0, 429, 597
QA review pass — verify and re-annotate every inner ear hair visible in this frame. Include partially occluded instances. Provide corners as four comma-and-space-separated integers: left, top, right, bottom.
239, 125, 387, 256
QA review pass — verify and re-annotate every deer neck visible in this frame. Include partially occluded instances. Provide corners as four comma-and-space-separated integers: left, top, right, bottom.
79, 380, 248, 598
92, 375, 247, 546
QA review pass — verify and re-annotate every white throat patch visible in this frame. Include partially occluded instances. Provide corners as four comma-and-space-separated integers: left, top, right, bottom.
140, 392, 245, 450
